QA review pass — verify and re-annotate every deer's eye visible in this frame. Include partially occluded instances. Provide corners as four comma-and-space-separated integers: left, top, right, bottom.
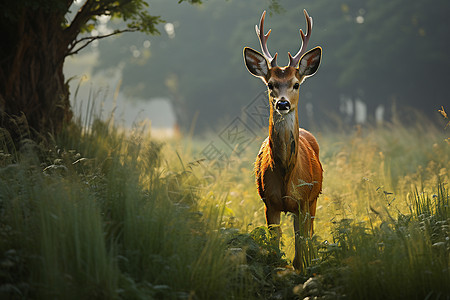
293, 83, 300, 90
267, 83, 274, 90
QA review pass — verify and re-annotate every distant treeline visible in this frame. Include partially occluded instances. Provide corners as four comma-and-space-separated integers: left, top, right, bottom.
93, 0, 450, 132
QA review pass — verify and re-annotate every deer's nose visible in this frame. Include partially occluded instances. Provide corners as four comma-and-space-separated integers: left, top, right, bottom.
276, 100, 291, 112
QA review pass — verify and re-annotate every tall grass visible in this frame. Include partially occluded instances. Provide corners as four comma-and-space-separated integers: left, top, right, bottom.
316, 182, 449, 299
0, 153, 119, 298
0, 112, 254, 299
0, 101, 449, 299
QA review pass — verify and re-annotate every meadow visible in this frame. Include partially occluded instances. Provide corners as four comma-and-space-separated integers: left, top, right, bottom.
0, 106, 449, 299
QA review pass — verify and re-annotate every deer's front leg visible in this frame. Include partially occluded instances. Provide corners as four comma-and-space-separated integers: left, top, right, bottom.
293, 199, 318, 270
265, 205, 281, 248
293, 213, 302, 270
308, 198, 317, 236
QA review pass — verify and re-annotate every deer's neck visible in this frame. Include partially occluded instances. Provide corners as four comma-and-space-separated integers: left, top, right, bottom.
269, 107, 299, 171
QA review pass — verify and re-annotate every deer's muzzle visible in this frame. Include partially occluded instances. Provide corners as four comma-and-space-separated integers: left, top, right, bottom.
275, 100, 291, 114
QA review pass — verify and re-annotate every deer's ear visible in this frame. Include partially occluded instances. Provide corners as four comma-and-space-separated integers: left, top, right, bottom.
244, 47, 269, 79
298, 47, 321, 77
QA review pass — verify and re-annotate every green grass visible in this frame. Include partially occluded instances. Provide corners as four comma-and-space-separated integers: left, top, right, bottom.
314, 182, 449, 299
0, 118, 252, 299
0, 107, 449, 299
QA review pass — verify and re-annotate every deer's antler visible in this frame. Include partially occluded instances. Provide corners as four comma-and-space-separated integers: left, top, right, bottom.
288, 9, 313, 67
255, 11, 278, 67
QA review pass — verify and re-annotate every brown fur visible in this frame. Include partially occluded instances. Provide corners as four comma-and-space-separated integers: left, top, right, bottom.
255, 129, 322, 217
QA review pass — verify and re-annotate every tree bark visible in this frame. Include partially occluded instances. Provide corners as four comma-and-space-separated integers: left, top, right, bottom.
0, 7, 71, 141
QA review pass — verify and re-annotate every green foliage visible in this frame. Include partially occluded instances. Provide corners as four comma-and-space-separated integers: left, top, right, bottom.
107, 0, 162, 34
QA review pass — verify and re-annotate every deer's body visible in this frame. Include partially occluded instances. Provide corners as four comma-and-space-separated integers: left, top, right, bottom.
256, 128, 322, 220
244, 10, 323, 270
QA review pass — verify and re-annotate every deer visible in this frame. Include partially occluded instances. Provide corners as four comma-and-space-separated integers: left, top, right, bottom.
243, 10, 323, 270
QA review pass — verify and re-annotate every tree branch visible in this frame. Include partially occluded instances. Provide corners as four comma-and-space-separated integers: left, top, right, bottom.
64, 0, 96, 42
67, 28, 137, 56
64, 0, 133, 46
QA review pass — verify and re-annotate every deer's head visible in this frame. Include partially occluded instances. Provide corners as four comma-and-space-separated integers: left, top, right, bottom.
244, 10, 321, 115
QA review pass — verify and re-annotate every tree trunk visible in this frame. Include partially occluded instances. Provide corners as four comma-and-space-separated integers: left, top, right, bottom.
0, 7, 71, 141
